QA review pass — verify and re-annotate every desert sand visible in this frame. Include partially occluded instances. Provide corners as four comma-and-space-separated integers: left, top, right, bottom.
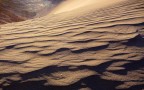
0, 0, 144, 90
51, 0, 126, 14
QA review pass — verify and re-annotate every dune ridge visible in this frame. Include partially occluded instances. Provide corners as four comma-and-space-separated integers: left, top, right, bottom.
0, 0, 144, 90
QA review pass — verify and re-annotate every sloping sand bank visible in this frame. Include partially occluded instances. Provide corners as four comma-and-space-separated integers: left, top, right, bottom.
0, 0, 144, 90
51, 0, 126, 14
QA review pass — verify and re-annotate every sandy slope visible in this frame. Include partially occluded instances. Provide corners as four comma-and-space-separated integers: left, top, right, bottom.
0, 0, 144, 90
51, 0, 126, 14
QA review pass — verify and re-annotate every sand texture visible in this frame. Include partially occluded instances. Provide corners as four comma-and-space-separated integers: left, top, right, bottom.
0, 0, 144, 90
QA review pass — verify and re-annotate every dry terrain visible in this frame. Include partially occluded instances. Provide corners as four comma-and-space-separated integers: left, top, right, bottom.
0, 0, 144, 90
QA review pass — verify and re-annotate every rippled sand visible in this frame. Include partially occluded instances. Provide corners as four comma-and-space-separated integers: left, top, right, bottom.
0, 0, 144, 90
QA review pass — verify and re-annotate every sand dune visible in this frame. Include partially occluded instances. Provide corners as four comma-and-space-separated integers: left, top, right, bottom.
0, 0, 144, 90
51, 0, 126, 14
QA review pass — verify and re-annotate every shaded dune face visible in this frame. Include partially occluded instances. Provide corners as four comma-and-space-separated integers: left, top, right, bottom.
0, 0, 63, 24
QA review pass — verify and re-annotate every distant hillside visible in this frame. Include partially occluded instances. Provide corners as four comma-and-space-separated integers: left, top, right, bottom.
0, 0, 63, 24
0, 3, 25, 24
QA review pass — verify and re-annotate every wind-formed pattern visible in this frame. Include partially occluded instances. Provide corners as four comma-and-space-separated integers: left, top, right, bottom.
0, 0, 144, 90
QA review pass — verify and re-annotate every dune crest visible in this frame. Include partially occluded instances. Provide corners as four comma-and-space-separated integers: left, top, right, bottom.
51, 0, 126, 14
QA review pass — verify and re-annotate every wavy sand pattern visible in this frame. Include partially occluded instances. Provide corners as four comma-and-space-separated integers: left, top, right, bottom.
0, 0, 144, 90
